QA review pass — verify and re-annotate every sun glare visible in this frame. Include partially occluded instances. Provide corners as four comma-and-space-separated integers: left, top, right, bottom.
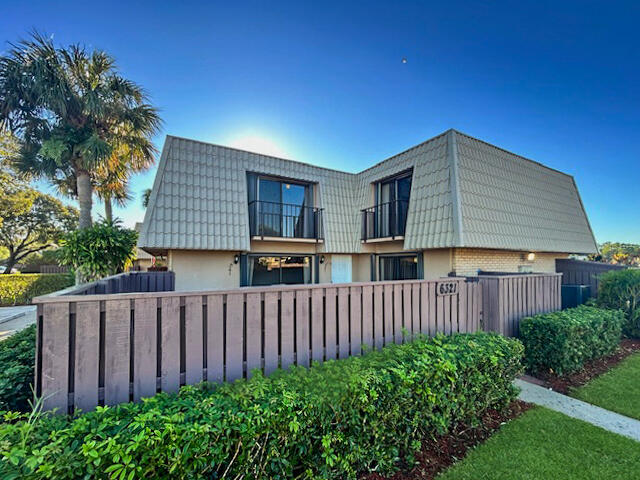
227, 134, 288, 158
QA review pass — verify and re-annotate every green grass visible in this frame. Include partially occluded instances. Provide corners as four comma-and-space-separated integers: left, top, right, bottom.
438, 407, 640, 480
571, 352, 640, 420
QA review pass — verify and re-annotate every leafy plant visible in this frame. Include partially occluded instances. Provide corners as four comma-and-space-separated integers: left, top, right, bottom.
596, 269, 640, 338
0, 324, 36, 411
58, 220, 137, 282
0, 332, 523, 479
0, 273, 73, 306
520, 306, 624, 375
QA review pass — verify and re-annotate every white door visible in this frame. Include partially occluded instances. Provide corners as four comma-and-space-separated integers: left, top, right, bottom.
331, 255, 352, 284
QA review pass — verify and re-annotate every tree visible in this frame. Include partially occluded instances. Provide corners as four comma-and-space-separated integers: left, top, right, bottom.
142, 188, 152, 208
58, 219, 137, 281
0, 33, 161, 228
590, 242, 640, 266
0, 185, 78, 273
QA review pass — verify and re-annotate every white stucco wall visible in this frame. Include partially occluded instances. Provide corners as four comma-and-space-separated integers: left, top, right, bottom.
169, 250, 240, 291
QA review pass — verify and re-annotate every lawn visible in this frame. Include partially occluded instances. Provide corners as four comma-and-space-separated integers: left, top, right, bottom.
438, 407, 640, 480
571, 352, 640, 420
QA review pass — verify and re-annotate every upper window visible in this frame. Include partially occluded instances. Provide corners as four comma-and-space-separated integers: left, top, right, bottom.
362, 170, 412, 240
247, 173, 323, 240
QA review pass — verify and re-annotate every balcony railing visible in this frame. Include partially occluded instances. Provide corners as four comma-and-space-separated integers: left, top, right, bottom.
249, 200, 324, 240
361, 199, 409, 241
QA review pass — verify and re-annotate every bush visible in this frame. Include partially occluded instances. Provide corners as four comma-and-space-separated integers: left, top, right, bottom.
58, 219, 137, 282
597, 269, 640, 338
0, 273, 73, 306
0, 332, 523, 479
0, 325, 35, 412
520, 306, 624, 375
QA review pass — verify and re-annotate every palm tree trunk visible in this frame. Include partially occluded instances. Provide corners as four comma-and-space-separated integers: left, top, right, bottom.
104, 194, 113, 223
77, 170, 93, 229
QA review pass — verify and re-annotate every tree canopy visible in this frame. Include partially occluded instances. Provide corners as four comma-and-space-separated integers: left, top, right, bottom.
590, 242, 640, 266
0, 33, 161, 228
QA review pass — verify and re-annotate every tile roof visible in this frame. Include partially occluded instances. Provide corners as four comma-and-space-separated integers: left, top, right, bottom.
139, 130, 598, 255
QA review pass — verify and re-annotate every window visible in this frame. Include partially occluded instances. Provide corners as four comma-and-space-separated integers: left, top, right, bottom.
248, 255, 312, 286
379, 254, 418, 281
362, 170, 412, 240
247, 173, 321, 239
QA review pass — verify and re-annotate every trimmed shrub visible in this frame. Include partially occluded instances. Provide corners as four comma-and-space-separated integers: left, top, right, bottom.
597, 269, 640, 338
520, 306, 624, 375
0, 332, 523, 479
0, 325, 35, 412
0, 273, 73, 306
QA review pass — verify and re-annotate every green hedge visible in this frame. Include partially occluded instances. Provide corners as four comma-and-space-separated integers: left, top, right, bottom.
0, 332, 523, 479
520, 306, 624, 375
0, 273, 73, 306
0, 325, 35, 412
597, 269, 640, 338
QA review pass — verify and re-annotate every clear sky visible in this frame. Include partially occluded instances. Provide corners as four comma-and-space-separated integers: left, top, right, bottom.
2, 1, 639, 243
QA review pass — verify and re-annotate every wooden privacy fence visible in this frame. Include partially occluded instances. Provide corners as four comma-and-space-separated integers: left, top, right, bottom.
478, 273, 562, 337
33, 278, 481, 413
555, 258, 626, 296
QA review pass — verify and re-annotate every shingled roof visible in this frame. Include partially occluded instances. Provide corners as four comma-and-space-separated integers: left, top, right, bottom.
139, 129, 597, 254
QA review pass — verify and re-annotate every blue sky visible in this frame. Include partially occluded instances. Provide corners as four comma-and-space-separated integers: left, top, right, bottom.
2, 1, 639, 243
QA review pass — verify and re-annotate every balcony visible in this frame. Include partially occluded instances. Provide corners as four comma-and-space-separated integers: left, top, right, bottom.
361, 199, 409, 241
249, 200, 324, 242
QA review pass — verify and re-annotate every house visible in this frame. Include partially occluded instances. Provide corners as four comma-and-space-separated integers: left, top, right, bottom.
139, 129, 597, 291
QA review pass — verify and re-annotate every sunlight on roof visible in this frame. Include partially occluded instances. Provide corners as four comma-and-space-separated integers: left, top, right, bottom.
227, 134, 289, 158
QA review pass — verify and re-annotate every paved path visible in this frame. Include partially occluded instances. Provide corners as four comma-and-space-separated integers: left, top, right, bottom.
515, 378, 640, 442
0, 306, 37, 341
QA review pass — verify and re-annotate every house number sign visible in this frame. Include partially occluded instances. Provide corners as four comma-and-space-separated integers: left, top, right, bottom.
437, 281, 458, 296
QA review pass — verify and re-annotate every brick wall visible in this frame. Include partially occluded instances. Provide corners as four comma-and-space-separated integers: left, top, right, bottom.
453, 248, 567, 276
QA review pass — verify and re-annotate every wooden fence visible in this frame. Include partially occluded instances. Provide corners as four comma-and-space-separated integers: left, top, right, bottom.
555, 258, 626, 296
33, 278, 481, 413
478, 273, 562, 337
54, 271, 175, 296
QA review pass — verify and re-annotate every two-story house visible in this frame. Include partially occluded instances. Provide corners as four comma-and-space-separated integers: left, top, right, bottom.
139, 129, 597, 291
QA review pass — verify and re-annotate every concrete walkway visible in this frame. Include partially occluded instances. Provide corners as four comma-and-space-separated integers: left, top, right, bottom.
0, 305, 37, 341
515, 378, 640, 442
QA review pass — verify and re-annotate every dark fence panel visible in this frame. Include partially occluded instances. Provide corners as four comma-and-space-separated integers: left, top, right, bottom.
56, 271, 175, 296
555, 259, 626, 296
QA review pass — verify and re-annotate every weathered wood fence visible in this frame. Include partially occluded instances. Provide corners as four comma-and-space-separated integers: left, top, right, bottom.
478, 273, 562, 337
555, 258, 626, 296
33, 278, 481, 413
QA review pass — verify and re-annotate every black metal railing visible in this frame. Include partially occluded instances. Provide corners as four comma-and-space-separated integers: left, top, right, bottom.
361, 199, 409, 241
249, 200, 324, 240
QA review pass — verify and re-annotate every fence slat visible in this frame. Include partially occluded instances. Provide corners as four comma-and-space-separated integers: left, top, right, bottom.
402, 284, 412, 342
184, 296, 204, 385
393, 284, 403, 343
104, 299, 130, 405
263, 292, 279, 374
311, 288, 324, 362
161, 297, 180, 393
362, 285, 374, 350
412, 283, 420, 337
428, 282, 437, 335
207, 294, 224, 382
246, 293, 262, 376
133, 298, 157, 402
226, 293, 244, 381
373, 285, 384, 349
296, 290, 310, 367
338, 287, 350, 358
41, 303, 69, 412
325, 288, 337, 359
73, 301, 99, 412
350, 286, 362, 355
281, 291, 295, 367
384, 284, 393, 345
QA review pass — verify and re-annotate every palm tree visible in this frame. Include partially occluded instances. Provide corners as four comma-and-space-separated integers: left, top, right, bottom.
0, 33, 161, 228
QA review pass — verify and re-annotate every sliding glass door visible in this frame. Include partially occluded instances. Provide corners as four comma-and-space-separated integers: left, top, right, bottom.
248, 255, 312, 286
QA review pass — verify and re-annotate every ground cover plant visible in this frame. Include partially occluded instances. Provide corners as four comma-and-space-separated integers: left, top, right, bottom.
0, 273, 73, 306
0, 332, 523, 479
520, 306, 624, 375
0, 324, 35, 411
437, 407, 640, 480
572, 352, 640, 420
